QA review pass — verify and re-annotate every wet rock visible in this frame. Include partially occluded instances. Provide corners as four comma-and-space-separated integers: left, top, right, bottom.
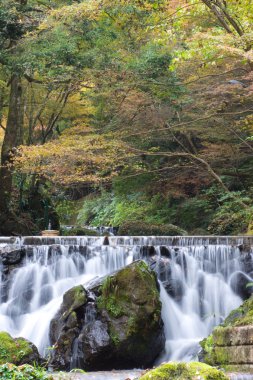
48, 245, 62, 257
0, 248, 26, 266
239, 253, 253, 274
159, 246, 171, 258
175, 251, 187, 271
103, 236, 110, 246
140, 246, 156, 257
230, 272, 253, 300
79, 245, 87, 256
77, 320, 111, 367
49, 261, 165, 371
0, 332, 40, 365
238, 244, 251, 254
150, 257, 171, 282
163, 278, 185, 302
50, 285, 87, 348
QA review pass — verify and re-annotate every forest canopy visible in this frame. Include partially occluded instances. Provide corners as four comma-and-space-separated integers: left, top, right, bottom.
0, 0, 253, 235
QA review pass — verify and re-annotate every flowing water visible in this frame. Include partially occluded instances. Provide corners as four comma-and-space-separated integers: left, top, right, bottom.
0, 236, 252, 364
155, 245, 243, 362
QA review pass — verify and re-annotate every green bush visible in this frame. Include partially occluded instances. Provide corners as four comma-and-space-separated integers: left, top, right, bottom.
77, 192, 117, 226
0, 364, 52, 380
118, 220, 186, 236
55, 199, 81, 225
61, 226, 99, 236
207, 191, 252, 235
77, 186, 253, 236
172, 198, 214, 232
77, 192, 156, 226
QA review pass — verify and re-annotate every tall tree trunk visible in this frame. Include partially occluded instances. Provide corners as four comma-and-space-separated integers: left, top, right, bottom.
0, 75, 24, 213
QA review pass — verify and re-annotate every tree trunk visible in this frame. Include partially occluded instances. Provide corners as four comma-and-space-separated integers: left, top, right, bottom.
0, 75, 24, 213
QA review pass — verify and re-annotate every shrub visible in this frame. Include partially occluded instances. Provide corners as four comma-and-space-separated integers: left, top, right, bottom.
172, 198, 214, 232
207, 191, 252, 235
118, 220, 186, 236
0, 364, 52, 380
61, 226, 99, 236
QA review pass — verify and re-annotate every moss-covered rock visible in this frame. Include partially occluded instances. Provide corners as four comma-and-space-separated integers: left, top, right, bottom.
139, 362, 229, 380
0, 332, 40, 366
222, 296, 253, 327
49, 261, 165, 371
118, 220, 186, 236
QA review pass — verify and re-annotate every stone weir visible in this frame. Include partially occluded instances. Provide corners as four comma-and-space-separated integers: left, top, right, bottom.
1, 235, 253, 247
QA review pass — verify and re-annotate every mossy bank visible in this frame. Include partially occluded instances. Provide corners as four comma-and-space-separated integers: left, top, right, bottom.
140, 362, 229, 380
0, 332, 40, 366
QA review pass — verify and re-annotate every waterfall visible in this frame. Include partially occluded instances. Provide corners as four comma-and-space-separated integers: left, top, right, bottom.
0, 236, 252, 362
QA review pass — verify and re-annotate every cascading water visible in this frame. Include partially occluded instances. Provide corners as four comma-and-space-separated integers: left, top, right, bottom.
0, 237, 134, 355
154, 245, 243, 362
0, 236, 252, 365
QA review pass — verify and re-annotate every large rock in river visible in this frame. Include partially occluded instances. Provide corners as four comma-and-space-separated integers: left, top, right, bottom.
49, 260, 165, 371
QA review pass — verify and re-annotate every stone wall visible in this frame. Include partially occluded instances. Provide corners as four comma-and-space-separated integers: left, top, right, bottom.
201, 297, 253, 373
213, 326, 253, 372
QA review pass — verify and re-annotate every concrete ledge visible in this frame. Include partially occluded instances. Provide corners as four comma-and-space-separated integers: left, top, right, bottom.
214, 326, 253, 347
215, 346, 253, 365
1, 235, 252, 247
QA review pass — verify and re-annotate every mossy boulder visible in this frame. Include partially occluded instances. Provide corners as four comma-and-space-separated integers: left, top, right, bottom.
139, 362, 229, 380
49, 261, 165, 371
221, 296, 253, 327
0, 332, 40, 366
118, 220, 186, 236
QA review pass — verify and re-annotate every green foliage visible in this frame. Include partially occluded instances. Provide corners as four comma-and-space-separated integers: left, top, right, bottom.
0, 364, 51, 380
61, 226, 98, 236
97, 276, 124, 318
2, 0, 253, 236
118, 220, 186, 236
200, 335, 215, 366
170, 198, 214, 232
55, 200, 77, 225
207, 190, 253, 235
77, 191, 185, 229
78, 192, 148, 226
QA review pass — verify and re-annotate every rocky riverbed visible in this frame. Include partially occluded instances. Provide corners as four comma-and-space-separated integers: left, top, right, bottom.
52, 369, 253, 380
53, 370, 143, 380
